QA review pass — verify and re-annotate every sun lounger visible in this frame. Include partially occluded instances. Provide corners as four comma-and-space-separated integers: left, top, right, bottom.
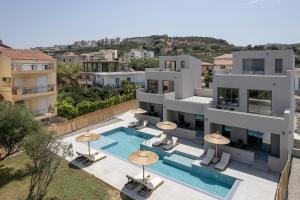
215, 152, 230, 171
152, 134, 168, 147
76, 151, 106, 163
200, 148, 215, 166
162, 136, 178, 150
125, 172, 151, 190
136, 120, 148, 130
137, 176, 164, 197
128, 120, 142, 128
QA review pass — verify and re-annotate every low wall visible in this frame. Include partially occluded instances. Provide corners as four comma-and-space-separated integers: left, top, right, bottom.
48, 100, 136, 135
169, 127, 196, 140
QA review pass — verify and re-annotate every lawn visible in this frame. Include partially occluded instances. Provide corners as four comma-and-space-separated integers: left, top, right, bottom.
0, 153, 132, 200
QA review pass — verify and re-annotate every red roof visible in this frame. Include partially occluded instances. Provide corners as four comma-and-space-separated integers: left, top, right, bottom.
0, 48, 56, 61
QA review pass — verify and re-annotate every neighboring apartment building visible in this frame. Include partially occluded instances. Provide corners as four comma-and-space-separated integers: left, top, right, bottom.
213, 53, 233, 69
0, 48, 57, 121
58, 52, 83, 64
78, 50, 144, 87
136, 50, 295, 172
124, 49, 154, 61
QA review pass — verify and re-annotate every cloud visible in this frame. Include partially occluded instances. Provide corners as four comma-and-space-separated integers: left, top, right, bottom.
245, 0, 265, 5
244, 0, 282, 5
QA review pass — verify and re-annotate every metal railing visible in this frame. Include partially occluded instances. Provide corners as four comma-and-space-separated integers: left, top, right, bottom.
12, 84, 55, 95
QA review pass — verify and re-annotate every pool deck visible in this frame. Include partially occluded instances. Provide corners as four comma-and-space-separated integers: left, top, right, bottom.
60, 111, 279, 200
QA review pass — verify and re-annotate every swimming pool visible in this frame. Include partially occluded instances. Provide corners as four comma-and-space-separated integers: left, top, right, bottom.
90, 127, 237, 199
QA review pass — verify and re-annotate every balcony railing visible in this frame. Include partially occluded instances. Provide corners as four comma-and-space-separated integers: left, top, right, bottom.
32, 106, 56, 117
12, 84, 55, 96
11, 64, 55, 72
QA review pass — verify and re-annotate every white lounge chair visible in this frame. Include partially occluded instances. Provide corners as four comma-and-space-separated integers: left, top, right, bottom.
200, 148, 215, 166
128, 120, 142, 128
162, 136, 178, 150
215, 152, 231, 171
152, 134, 168, 147
76, 151, 106, 163
125, 172, 151, 190
137, 176, 164, 197
136, 120, 148, 130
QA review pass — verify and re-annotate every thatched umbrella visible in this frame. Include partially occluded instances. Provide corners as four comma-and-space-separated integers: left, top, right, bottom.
131, 108, 147, 114
76, 130, 100, 156
128, 150, 159, 182
156, 121, 177, 136
204, 132, 230, 158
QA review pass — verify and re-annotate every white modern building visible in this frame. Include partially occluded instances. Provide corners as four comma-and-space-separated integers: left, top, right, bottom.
136, 50, 295, 172
124, 49, 154, 61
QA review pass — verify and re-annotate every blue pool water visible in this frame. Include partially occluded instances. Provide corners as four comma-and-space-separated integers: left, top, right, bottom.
91, 127, 236, 199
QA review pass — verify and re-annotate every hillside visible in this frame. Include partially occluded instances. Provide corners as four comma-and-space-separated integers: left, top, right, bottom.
62, 35, 300, 66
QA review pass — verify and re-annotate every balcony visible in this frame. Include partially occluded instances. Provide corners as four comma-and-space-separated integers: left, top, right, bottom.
33, 107, 57, 120
78, 79, 93, 85
136, 88, 175, 104
12, 84, 56, 100
11, 64, 55, 75
206, 106, 289, 134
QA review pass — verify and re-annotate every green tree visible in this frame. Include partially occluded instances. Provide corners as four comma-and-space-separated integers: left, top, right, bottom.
57, 101, 78, 119
0, 103, 39, 160
129, 57, 159, 71
23, 127, 73, 200
204, 71, 213, 88
57, 62, 82, 87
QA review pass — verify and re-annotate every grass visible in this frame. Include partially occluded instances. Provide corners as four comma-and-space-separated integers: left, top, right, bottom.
0, 152, 132, 200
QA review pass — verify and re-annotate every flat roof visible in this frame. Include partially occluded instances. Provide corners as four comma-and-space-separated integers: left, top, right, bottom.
179, 96, 213, 104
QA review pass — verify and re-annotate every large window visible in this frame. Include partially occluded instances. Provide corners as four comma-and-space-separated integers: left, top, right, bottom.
243, 59, 265, 75
275, 59, 283, 74
217, 88, 239, 107
222, 125, 231, 138
248, 90, 272, 115
165, 61, 176, 71
147, 80, 158, 93
162, 80, 174, 93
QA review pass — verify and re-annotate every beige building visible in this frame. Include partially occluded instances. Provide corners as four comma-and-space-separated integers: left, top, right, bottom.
0, 48, 57, 120
213, 53, 233, 69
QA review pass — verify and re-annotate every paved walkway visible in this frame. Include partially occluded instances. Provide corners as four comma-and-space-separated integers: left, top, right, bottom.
288, 157, 300, 200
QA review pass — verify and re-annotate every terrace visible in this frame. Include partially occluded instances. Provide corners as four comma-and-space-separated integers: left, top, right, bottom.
59, 111, 280, 200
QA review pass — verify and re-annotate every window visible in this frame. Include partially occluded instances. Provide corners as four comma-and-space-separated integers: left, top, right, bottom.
147, 80, 158, 93
181, 60, 185, 68
165, 61, 176, 71
217, 88, 239, 106
127, 77, 131, 82
275, 59, 283, 74
248, 90, 272, 115
243, 59, 265, 75
162, 80, 174, 93
222, 125, 231, 138
115, 78, 120, 86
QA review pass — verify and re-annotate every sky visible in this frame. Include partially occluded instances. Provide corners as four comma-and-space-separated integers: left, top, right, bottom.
0, 0, 299, 48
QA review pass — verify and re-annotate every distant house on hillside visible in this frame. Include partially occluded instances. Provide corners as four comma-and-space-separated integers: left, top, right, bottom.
213, 53, 233, 69
124, 49, 154, 61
